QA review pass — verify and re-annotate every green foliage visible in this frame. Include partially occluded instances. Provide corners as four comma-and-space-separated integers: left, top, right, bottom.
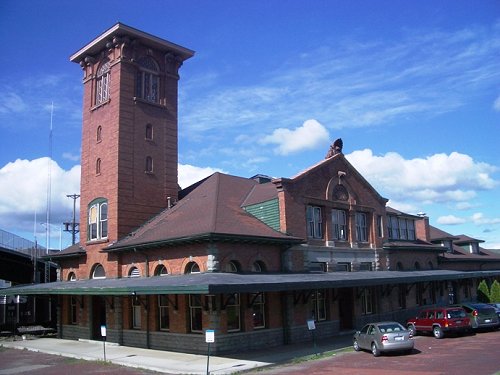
477, 280, 490, 303
490, 280, 500, 303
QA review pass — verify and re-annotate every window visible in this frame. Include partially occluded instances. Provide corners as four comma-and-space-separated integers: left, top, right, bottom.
96, 158, 101, 175
186, 262, 200, 274
70, 296, 77, 324
136, 56, 159, 103
336, 262, 351, 272
332, 209, 347, 240
251, 293, 265, 329
361, 288, 373, 314
377, 215, 383, 237
225, 261, 240, 273
251, 261, 266, 273
189, 295, 202, 332
306, 205, 322, 239
145, 156, 153, 173
388, 216, 416, 240
359, 262, 373, 271
145, 124, 153, 140
310, 290, 326, 321
96, 60, 110, 105
88, 199, 108, 241
91, 264, 106, 279
132, 297, 141, 329
355, 212, 368, 242
129, 267, 140, 277
155, 265, 168, 276
158, 295, 169, 330
398, 285, 406, 309
68, 272, 76, 281
96, 126, 102, 142
225, 293, 241, 332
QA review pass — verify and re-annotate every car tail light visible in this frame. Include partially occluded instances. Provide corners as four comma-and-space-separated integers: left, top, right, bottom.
381, 335, 388, 343
473, 310, 478, 317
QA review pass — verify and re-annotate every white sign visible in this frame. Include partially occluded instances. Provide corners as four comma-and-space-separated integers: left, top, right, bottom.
205, 329, 215, 343
307, 319, 316, 330
100, 325, 107, 337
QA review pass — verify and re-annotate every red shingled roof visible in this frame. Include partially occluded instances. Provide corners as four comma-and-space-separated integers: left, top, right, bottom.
107, 172, 301, 250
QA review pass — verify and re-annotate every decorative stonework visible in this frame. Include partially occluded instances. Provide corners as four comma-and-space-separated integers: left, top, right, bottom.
332, 184, 349, 201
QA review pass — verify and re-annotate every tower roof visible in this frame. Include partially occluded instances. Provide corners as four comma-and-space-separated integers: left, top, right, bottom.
70, 22, 194, 63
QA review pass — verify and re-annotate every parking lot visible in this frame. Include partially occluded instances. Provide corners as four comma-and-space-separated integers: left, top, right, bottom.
254, 329, 500, 375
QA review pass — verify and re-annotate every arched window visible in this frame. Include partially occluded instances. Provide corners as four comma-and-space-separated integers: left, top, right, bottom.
96, 60, 110, 105
155, 264, 168, 276
68, 272, 77, 281
145, 124, 153, 140
129, 267, 141, 278
97, 126, 102, 142
88, 198, 108, 241
96, 158, 101, 175
136, 56, 159, 103
396, 262, 404, 271
92, 264, 106, 279
428, 261, 434, 270
414, 262, 421, 270
225, 261, 240, 273
185, 262, 200, 274
145, 156, 153, 173
251, 261, 266, 273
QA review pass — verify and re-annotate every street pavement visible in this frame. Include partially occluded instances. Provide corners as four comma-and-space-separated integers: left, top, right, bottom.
0, 332, 354, 374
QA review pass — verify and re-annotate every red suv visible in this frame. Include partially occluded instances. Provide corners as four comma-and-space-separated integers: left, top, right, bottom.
407, 306, 470, 339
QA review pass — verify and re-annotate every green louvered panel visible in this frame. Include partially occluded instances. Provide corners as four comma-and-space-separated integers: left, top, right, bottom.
243, 198, 280, 231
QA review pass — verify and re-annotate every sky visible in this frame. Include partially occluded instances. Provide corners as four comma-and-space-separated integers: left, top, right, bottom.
0, 0, 499, 250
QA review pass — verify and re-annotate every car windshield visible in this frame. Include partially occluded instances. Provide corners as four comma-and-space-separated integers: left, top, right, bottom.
447, 309, 466, 319
378, 323, 404, 333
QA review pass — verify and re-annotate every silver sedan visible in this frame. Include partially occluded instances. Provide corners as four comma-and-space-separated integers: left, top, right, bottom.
353, 321, 414, 357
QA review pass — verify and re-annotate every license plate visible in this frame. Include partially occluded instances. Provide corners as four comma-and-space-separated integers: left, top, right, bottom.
456, 320, 462, 324
485, 319, 491, 323
395, 336, 404, 341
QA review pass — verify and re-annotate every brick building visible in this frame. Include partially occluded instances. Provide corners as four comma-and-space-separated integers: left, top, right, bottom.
5, 23, 500, 354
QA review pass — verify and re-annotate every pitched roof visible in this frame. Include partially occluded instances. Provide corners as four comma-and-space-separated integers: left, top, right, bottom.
106, 173, 301, 251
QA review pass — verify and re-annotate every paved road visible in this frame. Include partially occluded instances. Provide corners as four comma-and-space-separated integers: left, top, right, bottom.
254, 329, 500, 375
0, 330, 498, 374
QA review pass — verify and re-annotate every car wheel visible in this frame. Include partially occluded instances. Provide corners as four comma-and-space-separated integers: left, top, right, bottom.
407, 324, 416, 336
371, 342, 380, 357
433, 326, 444, 339
353, 339, 360, 352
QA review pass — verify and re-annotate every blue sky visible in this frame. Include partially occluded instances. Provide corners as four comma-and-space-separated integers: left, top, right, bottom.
0, 0, 499, 250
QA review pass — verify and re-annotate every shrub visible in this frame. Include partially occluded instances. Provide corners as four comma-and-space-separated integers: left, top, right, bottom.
490, 280, 500, 303
477, 280, 490, 303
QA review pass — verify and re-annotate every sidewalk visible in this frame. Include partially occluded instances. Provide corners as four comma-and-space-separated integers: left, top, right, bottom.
0, 333, 353, 374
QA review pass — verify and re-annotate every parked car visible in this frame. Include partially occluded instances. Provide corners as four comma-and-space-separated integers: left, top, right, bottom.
488, 303, 500, 319
353, 321, 414, 357
453, 303, 499, 330
406, 306, 470, 338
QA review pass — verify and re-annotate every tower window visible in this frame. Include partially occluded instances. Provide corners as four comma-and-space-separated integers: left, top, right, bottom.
95, 60, 110, 105
145, 156, 153, 173
136, 56, 159, 103
88, 198, 108, 241
145, 124, 153, 140
97, 126, 102, 142
96, 158, 101, 175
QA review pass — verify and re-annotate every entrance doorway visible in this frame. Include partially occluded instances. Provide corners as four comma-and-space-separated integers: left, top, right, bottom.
91, 296, 106, 340
338, 288, 354, 330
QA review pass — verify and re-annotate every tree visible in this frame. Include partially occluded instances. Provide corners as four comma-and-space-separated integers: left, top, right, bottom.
490, 280, 500, 303
477, 280, 490, 303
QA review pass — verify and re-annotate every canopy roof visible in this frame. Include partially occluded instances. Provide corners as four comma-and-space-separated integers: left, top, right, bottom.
5, 269, 500, 296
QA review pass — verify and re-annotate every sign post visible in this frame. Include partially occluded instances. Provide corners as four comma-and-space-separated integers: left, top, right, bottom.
307, 319, 317, 353
205, 329, 215, 375
100, 324, 107, 361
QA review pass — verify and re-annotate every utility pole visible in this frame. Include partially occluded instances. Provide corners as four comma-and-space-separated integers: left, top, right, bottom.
64, 194, 80, 245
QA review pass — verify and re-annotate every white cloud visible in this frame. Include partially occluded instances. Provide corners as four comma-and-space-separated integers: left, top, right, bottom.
0, 92, 27, 114
437, 215, 467, 225
178, 164, 225, 189
493, 95, 500, 112
471, 212, 500, 225
260, 119, 330, 155
0, 158, 80, 242
346, 149, 498, 204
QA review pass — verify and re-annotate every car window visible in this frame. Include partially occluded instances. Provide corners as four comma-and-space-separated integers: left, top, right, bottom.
427, 311, 435, 319
448, 309, 466, 319
436, 311, 444, 319
368, 326, 376, 335
418, 311, 427, 319
360, 325, 369, 334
